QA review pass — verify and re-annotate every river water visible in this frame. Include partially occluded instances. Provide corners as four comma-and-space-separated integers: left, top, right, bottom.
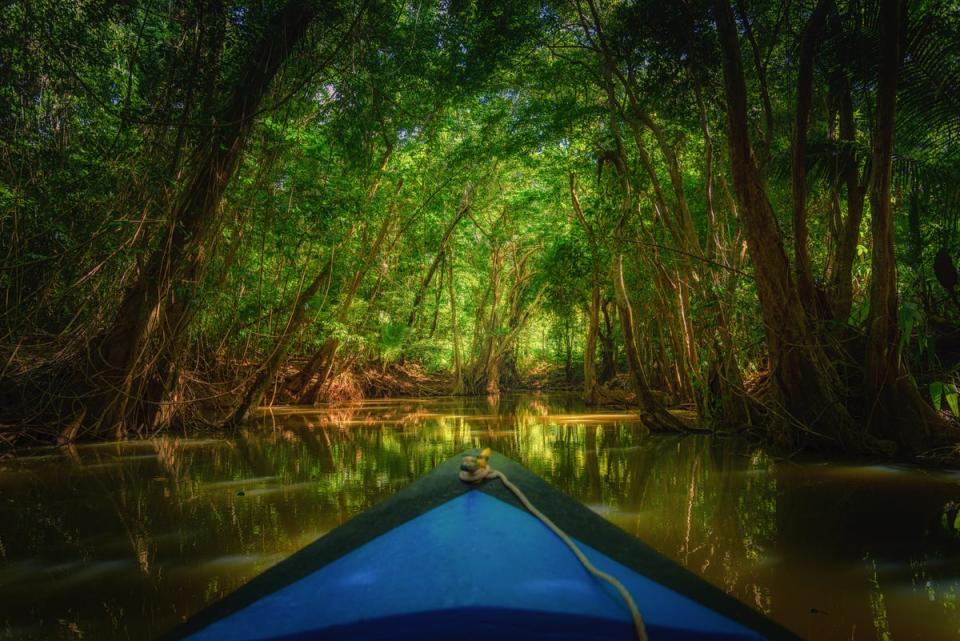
0, 394, 958, 640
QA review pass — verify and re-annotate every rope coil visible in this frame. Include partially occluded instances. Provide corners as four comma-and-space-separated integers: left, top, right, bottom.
459, 449, 648, 641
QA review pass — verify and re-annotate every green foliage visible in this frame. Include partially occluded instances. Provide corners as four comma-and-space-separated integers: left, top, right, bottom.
930, 381, 960, 418
379, 318, 408, 364
2, 0, 959, 421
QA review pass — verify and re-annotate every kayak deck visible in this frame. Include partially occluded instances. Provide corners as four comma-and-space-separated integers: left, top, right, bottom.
164, 451, 800, 641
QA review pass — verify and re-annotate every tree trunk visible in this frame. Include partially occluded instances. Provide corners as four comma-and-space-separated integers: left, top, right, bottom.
594, 60, 686, 430
448, 252, 464, 395
714, 0, 858, 447
828, 74, 867, 323
298, 339, 343, 405
584, 282, 602, 403
407, 183, 473, 328
289, 195, 398, 400
464, 247, 502, 395
734, 0, 775, 163
613, 251, 687, 432
223, 252, 334, 428
585, 5, 716, 412
792, 0, 833, 317
570, 173, 603, 404
863, 0, 948, 448
462, 242, 541, 396
79, 1, 318, 440
598, 299, 616, 383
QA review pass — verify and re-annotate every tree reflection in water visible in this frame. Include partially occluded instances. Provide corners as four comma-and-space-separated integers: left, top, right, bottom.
0, 394, 957, 640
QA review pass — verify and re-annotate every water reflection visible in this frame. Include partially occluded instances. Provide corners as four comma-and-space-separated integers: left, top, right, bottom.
0, 394, 958, 640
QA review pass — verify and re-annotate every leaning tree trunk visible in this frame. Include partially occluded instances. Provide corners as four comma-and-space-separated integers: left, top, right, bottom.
79, 1, 319, 441
587, 8, 726, 415
714, 0, 859, 448
407, 183, 473, 328
592, 60, 687, 429
289, 195, 397, 402
223, 251, 335, 429
613, 249, 687, 432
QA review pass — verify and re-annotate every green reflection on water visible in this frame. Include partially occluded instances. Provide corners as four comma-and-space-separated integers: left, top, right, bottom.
0, 394, 958, 640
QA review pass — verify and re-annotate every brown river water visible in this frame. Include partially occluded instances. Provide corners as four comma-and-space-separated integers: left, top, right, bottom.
0, 394, 958, 640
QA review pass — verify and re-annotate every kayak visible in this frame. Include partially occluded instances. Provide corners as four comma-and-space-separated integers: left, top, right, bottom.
163, 449, 799, 641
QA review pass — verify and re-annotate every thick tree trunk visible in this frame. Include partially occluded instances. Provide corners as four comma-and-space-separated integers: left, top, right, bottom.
864, 3, 901, 403
714, 0, 857, 447
79, 1, 318, 440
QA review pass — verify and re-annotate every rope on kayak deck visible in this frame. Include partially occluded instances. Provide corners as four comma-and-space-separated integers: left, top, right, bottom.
459, 449, 648, 641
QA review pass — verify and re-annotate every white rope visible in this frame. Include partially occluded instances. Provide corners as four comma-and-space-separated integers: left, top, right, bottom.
460, 460, 649, 641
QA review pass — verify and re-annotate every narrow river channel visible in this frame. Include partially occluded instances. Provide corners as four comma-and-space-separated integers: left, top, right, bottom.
1, 394, 958, 640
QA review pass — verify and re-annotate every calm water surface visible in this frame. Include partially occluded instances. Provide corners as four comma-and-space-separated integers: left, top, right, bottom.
1, 394, 958, 640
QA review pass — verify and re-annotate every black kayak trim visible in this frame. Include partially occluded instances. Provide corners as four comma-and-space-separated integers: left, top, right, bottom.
160, 450, 802, 641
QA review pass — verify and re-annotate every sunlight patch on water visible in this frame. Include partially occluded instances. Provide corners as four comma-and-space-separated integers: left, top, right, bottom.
195, 554, 282, 572
542, 413, 643, 423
